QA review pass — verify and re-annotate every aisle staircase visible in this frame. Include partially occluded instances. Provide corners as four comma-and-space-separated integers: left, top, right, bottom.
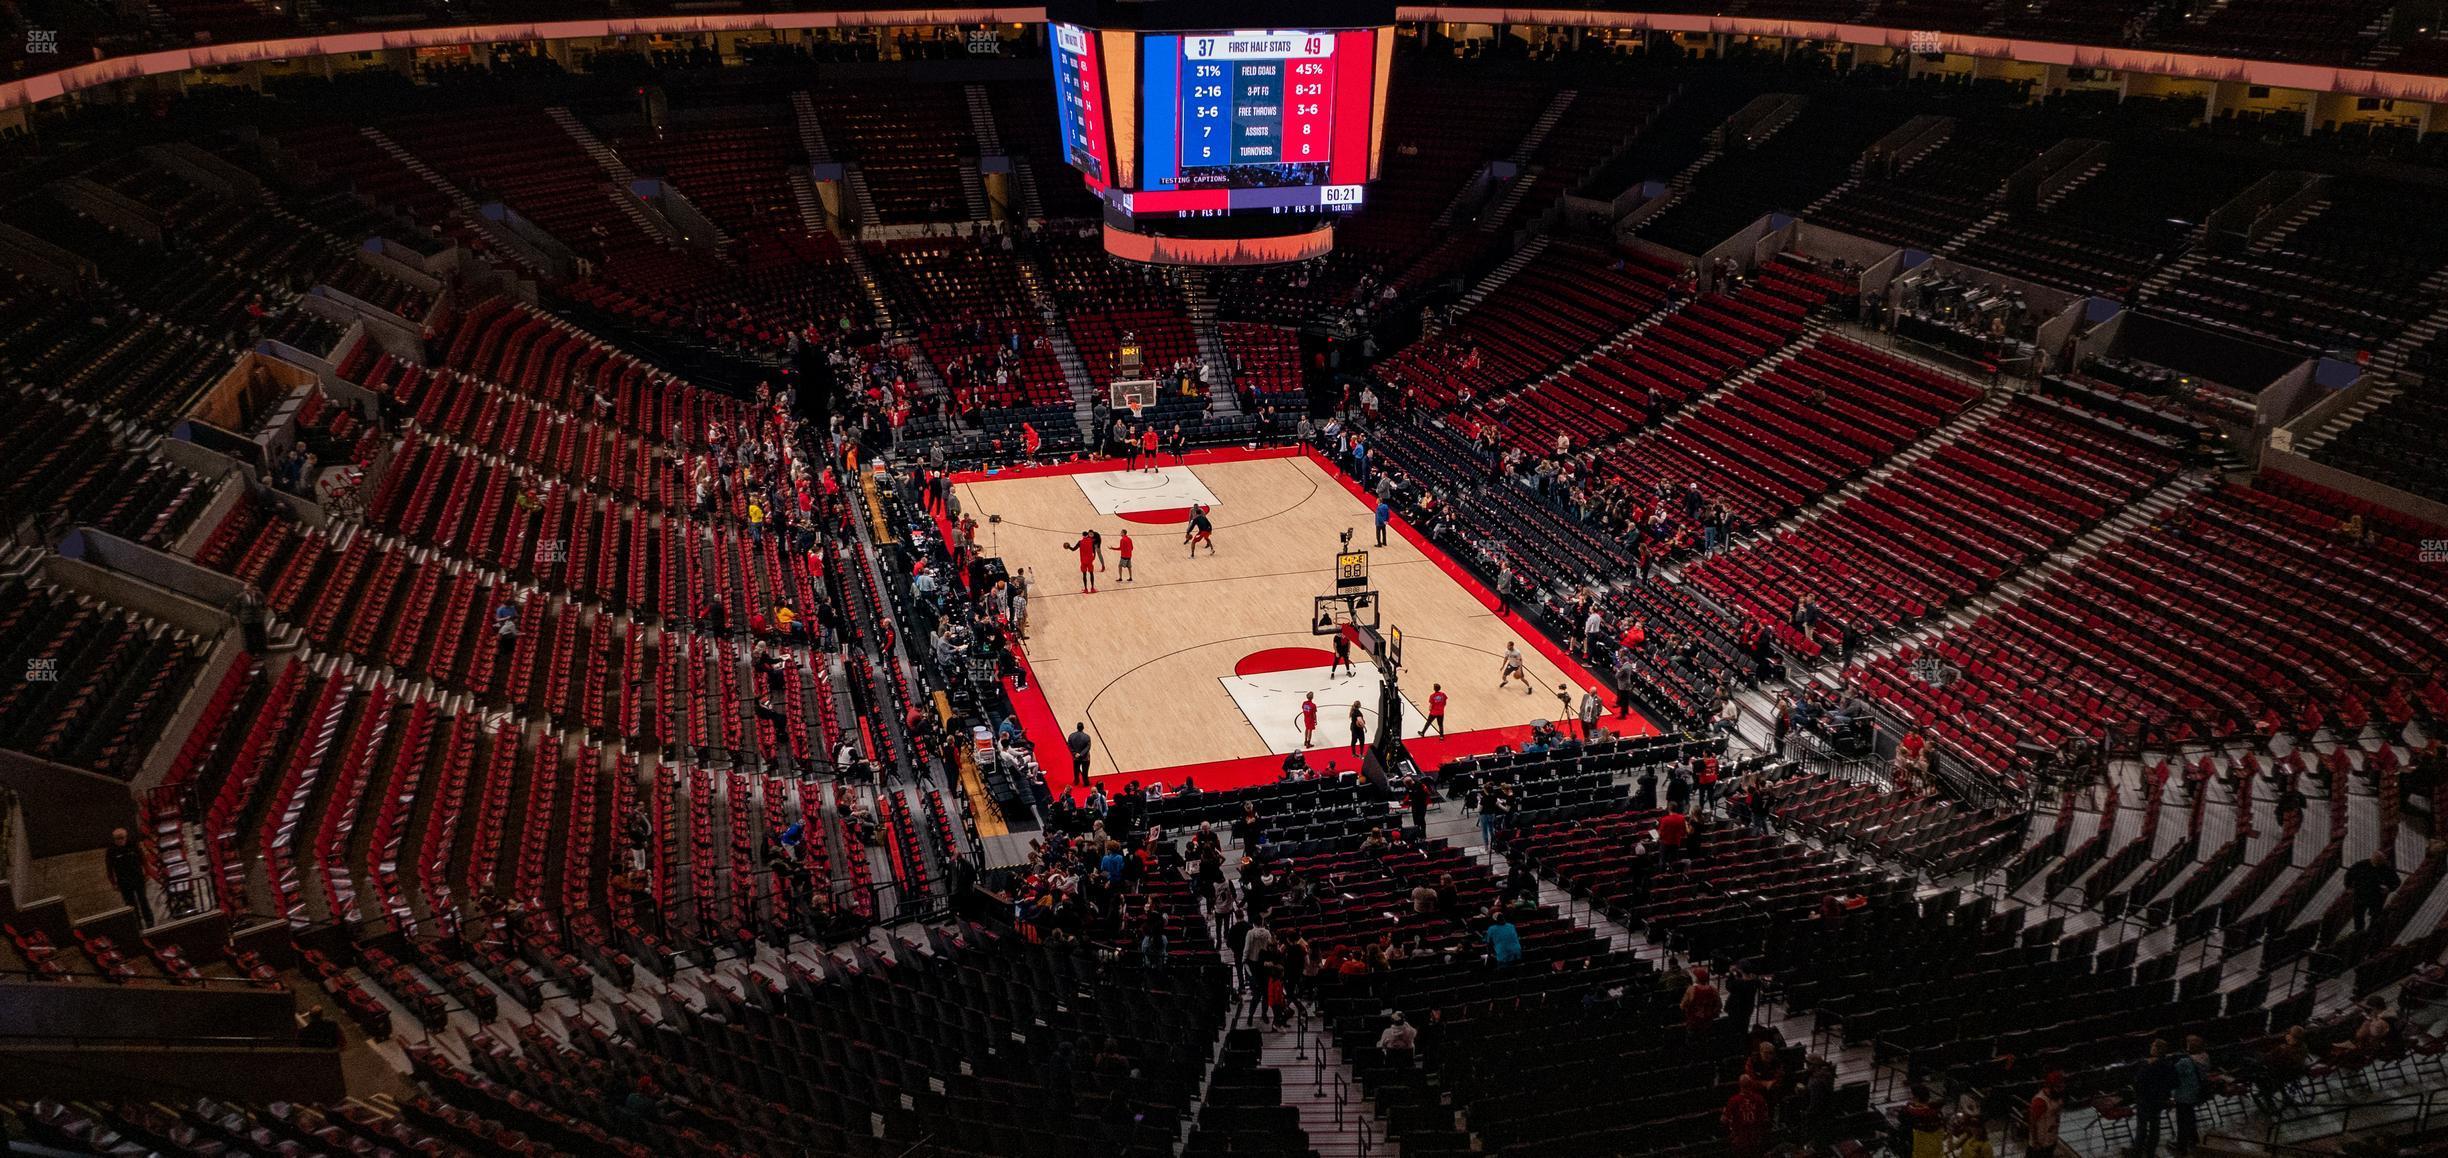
1854, 469, 2220, 668
1013, 254, 1101, 439
788, 92, 835, 164
357, 128, 543, 275
1012, 157, 1048, 222
787, 171, 830, 235
1178, 270, 1240, 415
2288, 383, 2404, 454
1509, 90, 1578, 165
1251, 1020, 1395, 1158
1453, 236, 1550, 320
546, 107, 679, 245
841, 167, 881, 236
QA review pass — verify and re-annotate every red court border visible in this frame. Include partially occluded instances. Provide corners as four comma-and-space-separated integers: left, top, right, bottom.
936, 444, 1656, 798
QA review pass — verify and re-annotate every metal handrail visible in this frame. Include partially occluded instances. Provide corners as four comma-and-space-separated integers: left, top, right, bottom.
2222, 1081, 2448, 1154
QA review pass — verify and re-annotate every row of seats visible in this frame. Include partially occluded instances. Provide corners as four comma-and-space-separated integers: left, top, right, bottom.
2143, 178, 2448, 359
1853, 482, 2448, 782
2312, 388, 2448, 505
0, 575, 203, 783
429, 926, 1227, 1157
1378, 243, 1681, 407
386, 106, 657, 264
612, 104, 804, 237
1594, 335, 1985, 530
1681, 394, 2185, 655
0, 391, 208, 546
1488, 258, 1837, 454
1807, 123, 2056, 252
1952, 147, 2262, 298
1639, 96, 1917, 255
811, 83, 974, 225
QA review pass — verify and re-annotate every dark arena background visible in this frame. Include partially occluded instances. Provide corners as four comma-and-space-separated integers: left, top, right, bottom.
1, 1, 2447, 1154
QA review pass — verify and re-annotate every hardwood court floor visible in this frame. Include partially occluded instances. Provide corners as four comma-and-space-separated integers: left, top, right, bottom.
955, 452, 1621, 781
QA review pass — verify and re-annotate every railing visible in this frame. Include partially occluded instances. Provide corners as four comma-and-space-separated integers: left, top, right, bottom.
0, 961, 291, 991
2218, 1082, 2448, 1154
1281, 1000, 1377, 1156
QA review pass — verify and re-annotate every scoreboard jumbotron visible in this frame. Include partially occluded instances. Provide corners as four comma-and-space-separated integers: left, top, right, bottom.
1044, 0, 1397, 265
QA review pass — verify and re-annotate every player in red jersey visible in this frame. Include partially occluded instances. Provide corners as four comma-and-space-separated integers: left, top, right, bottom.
1140, 426, 1160, 473
1298, 692, 1319, 748
1422, 684, 1449, 736
1116, 530, 1135, 582
1063, 531, 1099, 593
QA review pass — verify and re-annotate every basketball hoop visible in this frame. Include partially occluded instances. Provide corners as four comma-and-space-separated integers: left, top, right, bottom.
1110, 377, 1158, 424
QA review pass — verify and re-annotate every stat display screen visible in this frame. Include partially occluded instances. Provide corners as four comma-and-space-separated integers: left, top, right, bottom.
1173, 32, 1335, 187
1049, 23, 1111, 190
1132, 27, 1379, 219
1042, 22, 1387, 227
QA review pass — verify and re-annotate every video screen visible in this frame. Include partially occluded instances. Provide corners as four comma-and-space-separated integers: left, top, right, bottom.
1049, 23, 1111, 189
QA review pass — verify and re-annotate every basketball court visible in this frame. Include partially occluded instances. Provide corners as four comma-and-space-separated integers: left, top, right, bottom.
944, 446, 1657, 794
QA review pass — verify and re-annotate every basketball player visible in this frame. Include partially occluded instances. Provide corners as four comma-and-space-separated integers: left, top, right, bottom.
1120, 425, 1139, 471
1298, 693, 1319, 748
1140, 426, 1160, 473
1498, 641, 1532, 694
1088, 528, 1107, 574
1330, 629, 1356, 678
1185, 504, 1215, 556
1348, 702, 1367, 756
1064, 531, 1099, 593
1421, 684, 1449, 736
1116, 529, 1135, 582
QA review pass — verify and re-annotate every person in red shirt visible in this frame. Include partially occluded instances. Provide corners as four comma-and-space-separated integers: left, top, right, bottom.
1115, 530, 1135, 582
1657, 808, 1689, 856
1422, 684, 1448, 737
1682, 965, 1721, 1032
1140, 427, 1160, 473
1723, 1076, 1771, 1158
1298, 693, 1319, 748
1618, 618, 1646, 653
1064, 531, 1099, 593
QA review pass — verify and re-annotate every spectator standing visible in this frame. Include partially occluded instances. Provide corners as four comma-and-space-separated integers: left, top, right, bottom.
1483, 911, 1522, 967
2346, 851, 2400, 937
1067, 723, 1094, 789
2172, 1034, 2209, 1154
2026, 1071, 2068, 1156
104, 828, 151, 925
1723, 1076, 1771, 1158
1681, 965, 1721, 1034
2133, 1038, 2176, 1157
